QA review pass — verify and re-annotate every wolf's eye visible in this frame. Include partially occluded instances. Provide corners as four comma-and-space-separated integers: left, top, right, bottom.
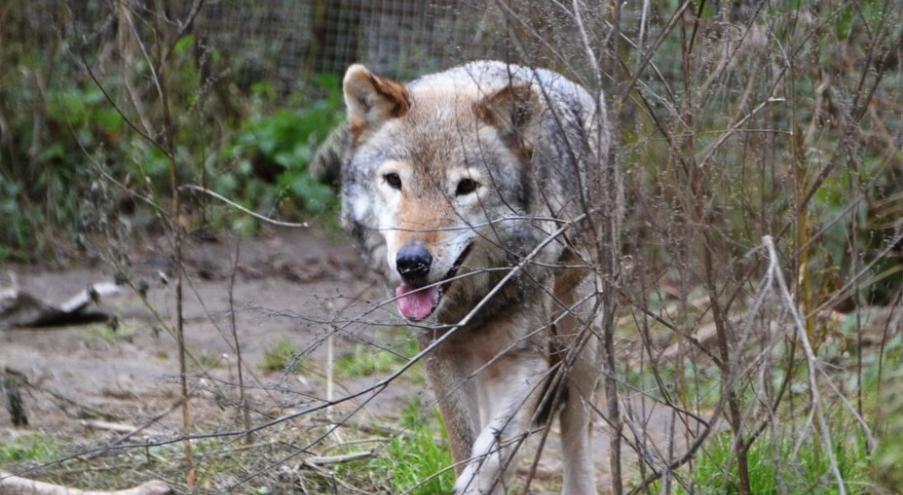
455, 178, 480, 196
383, 172, 402, 190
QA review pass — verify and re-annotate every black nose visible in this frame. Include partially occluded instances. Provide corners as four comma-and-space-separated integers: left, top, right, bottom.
396, 244, 432, 284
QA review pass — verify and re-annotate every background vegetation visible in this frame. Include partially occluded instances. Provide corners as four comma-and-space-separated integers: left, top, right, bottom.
0, 3, 342, 262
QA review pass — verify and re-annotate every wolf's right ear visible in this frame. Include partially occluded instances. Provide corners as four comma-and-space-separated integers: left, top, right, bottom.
474, 84, 541, 157
343, 64, 410, 143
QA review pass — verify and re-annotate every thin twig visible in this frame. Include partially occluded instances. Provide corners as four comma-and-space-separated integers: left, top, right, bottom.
228, 238, 252, 444
181, 184, 309, 228
763, 235, 847, 495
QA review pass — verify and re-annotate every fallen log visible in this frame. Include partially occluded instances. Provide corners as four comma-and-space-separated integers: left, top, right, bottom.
0, 472, 172, 495
0, 282, 124, 330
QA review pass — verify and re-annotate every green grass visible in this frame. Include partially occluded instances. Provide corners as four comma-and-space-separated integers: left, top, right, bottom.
654, 429, 872, 495
0, 433, 59, 465
82, 322, 133, 345
335, 337, 418, 379
359, 399, 455, 494
191, 352, 225, 370
261, 338, 304, 373
871, 355, 903, 492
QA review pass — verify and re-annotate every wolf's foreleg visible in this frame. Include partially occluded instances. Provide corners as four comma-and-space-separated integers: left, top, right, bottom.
453, 353, 547, 495
559, 338, 598, 495
418, 335, 479, 474
553, 287, 599, 495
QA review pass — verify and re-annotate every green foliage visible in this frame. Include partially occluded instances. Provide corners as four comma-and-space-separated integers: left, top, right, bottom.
335, 345, 403, 379
0, 179, 34, 261
364, 399, 455, 494
0, 75, 115, 260
708, 429, 869, 495
192, 352, 225, 370
335, 336, 419, 379
0, 21, 343, 261
807, 154, 903, 306
0, 433, 59, 465
650, 429, 871, 495
213, 74, 342, 232
261, 338, 303, 373
625, 0, 903, 308
870, 352, 903, 492
875, 413, 903, 491
82, 322, 134, 345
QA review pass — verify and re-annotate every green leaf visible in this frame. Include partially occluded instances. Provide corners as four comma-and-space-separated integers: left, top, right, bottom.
173, 34, 195, 56
38, 143, 65, 162
835, 5, 854, 39
285, 174, 335, 213
214, 173, 238, 196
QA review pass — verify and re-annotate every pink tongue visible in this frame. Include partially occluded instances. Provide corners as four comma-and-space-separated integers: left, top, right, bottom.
395, 284, 440, 321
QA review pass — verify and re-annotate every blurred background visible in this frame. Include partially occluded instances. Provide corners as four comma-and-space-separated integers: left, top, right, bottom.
0, 1, 901, 494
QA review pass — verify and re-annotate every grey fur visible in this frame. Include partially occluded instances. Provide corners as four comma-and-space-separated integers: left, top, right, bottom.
326, 61, 610, 494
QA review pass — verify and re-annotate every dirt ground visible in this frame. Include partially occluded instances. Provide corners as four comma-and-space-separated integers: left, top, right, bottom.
0, 227, 673, 493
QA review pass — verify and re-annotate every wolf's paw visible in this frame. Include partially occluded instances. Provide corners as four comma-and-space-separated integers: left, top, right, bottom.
453, 466, 501, 495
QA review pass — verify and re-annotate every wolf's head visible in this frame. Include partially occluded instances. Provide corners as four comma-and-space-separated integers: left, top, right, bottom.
340, 64, 547, 324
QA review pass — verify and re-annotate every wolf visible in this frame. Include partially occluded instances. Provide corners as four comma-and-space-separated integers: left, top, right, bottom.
315, 60, 612, 494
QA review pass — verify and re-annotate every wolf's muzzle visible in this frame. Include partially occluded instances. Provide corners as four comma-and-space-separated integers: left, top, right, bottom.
396, 243, 432, 285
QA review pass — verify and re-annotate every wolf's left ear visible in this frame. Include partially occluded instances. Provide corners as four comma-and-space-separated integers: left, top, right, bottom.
343, 64, 410, 143
473, 84, 541, 156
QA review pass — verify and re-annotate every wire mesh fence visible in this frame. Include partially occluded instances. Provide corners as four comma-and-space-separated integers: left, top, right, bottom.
194, 0, 595, 83
16, 0, 618, 86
